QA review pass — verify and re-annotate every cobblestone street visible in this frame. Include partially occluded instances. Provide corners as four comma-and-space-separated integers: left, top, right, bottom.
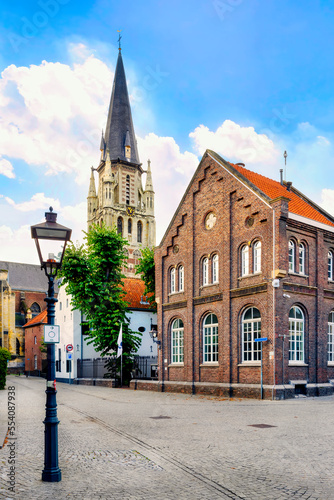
1, 376, 334, 499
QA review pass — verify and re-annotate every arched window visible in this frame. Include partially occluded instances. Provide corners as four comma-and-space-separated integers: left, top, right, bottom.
299, 243, 306, 275
242, 307, 261, 362
30, 302, 41, 317
128, 218, 132, 234
170, 268, 176, 293
16, 338, 20, 355
137, 221, 142, 243
212, 254, 219, 283
117, 217, 123, 235
328, 251, 333, 281
289, 306, 304, 362
253, 241, 261, 273
203, 313, 218, 363
241, 245, 249, 276
178, 266, 184, 292
126, 175, 130, 205
203, 258, 209, 286
289, 240, 295, 273
328, 311, 334, 362
171, 318, 184, 364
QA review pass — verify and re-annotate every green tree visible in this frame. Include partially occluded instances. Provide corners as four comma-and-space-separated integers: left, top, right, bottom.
58, 224, 142, 383
0, 347, 11, 390
135, 247, 156, 310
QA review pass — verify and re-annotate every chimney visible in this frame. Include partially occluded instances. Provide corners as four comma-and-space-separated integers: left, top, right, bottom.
280, 169, 283, 185
286, 181, 292, 191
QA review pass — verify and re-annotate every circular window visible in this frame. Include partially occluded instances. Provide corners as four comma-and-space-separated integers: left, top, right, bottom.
173, 245, 179, 254
138, 326, 146, 333
205, 212, 217, 230
246, 216, 254, 227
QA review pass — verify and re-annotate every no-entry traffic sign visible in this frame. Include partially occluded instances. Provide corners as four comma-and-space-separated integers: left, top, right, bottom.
66, 344, 73, 352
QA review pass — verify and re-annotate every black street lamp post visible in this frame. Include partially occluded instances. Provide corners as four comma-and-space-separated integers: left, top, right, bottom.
31, 207, 72, 482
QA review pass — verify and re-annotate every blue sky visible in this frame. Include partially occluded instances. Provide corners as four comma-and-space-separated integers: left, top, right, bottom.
1, 0, 334, 263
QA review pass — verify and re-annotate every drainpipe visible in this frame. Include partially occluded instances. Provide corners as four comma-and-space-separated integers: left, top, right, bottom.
192, 194, 196, 395
272, 207, 276, 401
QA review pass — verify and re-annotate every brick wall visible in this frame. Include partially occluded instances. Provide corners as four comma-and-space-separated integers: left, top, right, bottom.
154, 152, 334, 398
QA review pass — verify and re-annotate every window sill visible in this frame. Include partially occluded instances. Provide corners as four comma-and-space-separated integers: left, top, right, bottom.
238, 272, 262, 280
328, 280, 334, 284
200, 362, 219, 367
238, 362, 261, 367
288, 362, 308, 367
168, 363, 184, 367
288, 272, 309, 278
327, 362, 334, 366
169, 291, 185, 297
200, 283, 219, 289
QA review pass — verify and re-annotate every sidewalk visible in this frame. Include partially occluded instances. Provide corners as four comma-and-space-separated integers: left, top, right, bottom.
1, 375, 334, 499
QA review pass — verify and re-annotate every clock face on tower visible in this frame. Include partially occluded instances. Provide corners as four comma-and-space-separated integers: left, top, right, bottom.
126, 206, 135, 216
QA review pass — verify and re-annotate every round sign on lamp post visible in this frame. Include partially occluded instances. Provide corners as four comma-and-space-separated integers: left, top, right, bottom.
66, 344, 73, 352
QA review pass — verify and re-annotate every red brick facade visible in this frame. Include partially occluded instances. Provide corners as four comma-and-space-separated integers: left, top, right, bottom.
24, 310, 47, 375
154, 150, 334, 399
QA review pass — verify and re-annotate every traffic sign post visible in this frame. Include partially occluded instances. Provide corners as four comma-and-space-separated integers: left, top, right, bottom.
66, 349, 73, 384
254, 337, 268, 399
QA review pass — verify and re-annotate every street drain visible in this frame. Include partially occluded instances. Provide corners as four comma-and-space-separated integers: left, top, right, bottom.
150, 415, 172, 419
248, 424, 277, 428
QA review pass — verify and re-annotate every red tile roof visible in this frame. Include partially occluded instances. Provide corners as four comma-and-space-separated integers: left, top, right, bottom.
23, 309, 47, 328
230, 162, 334, 227
123, 278, 153, 309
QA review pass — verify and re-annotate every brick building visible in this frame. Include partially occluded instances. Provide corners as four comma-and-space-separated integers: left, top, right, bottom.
152, 150, 334, 399
0, 261, 49, 371
23, 310, 47, 375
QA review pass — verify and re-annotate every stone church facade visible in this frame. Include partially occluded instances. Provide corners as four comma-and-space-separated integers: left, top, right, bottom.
149, 150, 334, 399
87, 48, 156, 276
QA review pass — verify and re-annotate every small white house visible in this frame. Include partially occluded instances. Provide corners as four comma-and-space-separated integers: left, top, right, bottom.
54, 278, 157, 382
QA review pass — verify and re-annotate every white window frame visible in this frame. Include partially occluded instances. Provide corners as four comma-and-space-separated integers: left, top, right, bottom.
289, 240, 295, 273
253, 241, 261, 273
178, 266, 184, 292
203, 258, 209, 286
242, 307, 262, 362
170, 268, 176, 293
328, 311, 334, 363
328, 251, 333, 281
171, 318, 184, 364
203, 313, 218, 363
212, 254, 219, 283
241, 245, 249, 276
289, 306, 304, 363
299, 243, 305, 275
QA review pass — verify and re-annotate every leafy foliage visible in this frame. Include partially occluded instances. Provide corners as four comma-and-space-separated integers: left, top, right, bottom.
0, 347, 11, 390
58, 224, 142, 382
135, 247, 156, 310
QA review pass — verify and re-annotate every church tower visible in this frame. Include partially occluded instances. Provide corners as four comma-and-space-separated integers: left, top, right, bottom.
87, 47, 156, 276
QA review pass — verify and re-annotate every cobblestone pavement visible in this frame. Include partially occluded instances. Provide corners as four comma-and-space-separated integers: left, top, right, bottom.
1, 376, 334, 499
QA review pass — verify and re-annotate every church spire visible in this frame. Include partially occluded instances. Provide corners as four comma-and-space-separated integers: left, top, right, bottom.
145, 159, 154, 192
104, 50, 140, 166
88, 167, 97, 197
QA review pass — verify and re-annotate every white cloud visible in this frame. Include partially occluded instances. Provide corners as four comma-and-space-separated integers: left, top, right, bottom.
0, 45, 113, 184
0, 158, 15, 178
189, 120, 278, 165
320, 189, 334, 217
0, 225, 39, 264
4, 193, 60, 212
137, 133, 199, 242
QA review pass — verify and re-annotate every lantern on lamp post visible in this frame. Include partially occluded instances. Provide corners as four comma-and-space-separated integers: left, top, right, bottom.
31, 207, 72, 482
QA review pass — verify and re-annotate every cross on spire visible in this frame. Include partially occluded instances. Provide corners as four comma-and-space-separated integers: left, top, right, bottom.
117, 30, 122, 50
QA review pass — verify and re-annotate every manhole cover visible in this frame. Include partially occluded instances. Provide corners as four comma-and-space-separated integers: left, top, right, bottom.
248, 424, 277, 428
150, 415, 172, 420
